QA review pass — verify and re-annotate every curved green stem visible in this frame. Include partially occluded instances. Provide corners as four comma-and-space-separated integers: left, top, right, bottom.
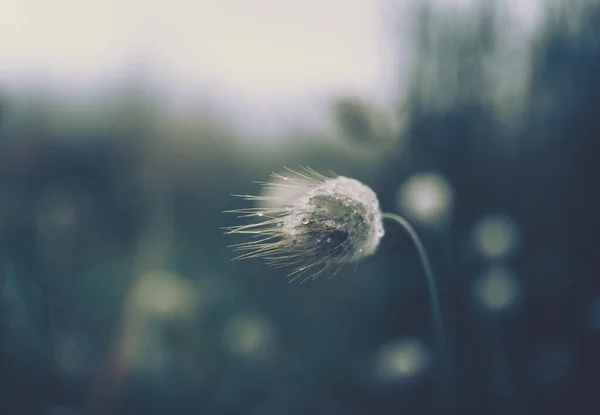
382, 212, 450, 414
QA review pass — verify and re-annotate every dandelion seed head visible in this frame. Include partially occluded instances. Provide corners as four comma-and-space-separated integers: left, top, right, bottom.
284, 176, 384, 261
225, 168, 384, 281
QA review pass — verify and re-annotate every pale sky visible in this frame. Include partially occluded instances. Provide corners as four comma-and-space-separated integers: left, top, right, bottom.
0, 1, 390, 125
0, 0, 545, 137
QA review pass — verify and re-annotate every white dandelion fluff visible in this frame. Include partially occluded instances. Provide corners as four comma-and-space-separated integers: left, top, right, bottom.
224, 167, 385, 281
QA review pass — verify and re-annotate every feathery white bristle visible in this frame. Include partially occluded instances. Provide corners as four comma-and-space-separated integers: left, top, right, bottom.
224, 167, 384, 282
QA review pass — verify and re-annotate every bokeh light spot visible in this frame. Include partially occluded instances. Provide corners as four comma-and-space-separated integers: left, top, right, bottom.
375, 337, 432, 382
473, 267, 521, 313
222, 314, 273, 358
473, 214, 520, 260
134, 269, 199, 317
395, 172, 453, 224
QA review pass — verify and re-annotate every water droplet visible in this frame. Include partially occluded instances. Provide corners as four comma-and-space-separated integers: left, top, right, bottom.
302, 217, 309, 225
257, 212, 264, 217
327, 238, 332, 243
